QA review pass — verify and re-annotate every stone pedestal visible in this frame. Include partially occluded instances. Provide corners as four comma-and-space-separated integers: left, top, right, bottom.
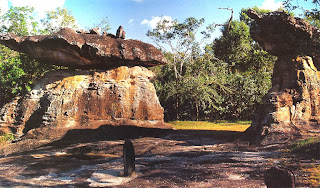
246, 56, 320, 144
0, 66, 171, 139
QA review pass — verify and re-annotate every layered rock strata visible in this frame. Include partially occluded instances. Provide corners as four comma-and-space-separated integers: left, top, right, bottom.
0, 28, 170, 139
0, 66, 170, 138
245, 10, 320, 144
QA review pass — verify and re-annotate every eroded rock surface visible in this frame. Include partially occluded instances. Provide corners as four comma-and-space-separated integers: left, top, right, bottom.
0, 66, 170, 139
246, 56, 320, 144
245, 10, 320, 144
0, 28, 167, 69
247, 9, 320, 63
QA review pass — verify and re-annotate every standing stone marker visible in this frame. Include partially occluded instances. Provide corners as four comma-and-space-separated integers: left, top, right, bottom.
123, 139, 135, 177
264, 166, 295, 188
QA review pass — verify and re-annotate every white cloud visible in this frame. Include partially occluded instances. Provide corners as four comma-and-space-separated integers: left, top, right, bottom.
261, 0, 283, 11
128, 19, 134, 24
131, 0, 143, 2
141, 16, 173, 29
0, 0, 8, 14
9, 0, 65, 17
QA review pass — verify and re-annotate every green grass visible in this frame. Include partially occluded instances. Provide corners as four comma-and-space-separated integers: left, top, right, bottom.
289, 137, 320, 159
168, 120, 251, 132
0, 132, 15, 143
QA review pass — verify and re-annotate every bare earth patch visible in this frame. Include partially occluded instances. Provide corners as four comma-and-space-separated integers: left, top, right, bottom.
0, 127, 317, 187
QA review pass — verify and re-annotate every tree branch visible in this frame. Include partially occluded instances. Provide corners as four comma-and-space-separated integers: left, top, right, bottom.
219, 8, 234, 33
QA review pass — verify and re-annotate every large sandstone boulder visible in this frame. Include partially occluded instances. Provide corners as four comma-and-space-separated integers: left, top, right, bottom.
0, 66, 171, 139
245, 10, 320, 144
0, 28, 167, 69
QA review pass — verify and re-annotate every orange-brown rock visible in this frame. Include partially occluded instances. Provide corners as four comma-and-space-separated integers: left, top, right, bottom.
246, 9, 320, 63
245, 9, 320, 144
246, 56, 320, 144
0, 28, 167, 69
0, 66, 171, 139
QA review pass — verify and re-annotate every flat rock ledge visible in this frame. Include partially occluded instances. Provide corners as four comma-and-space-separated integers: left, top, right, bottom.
0, 28, 167, 69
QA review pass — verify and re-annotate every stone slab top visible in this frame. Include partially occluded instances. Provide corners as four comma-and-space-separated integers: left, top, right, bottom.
0, 28, 167, 69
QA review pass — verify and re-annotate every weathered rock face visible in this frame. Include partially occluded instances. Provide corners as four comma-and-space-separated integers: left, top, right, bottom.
247, 9, 320, 63
245, 10, 320, 144
0, 66, 170, 139
246, 56, 320, 144
0, 28, 167, 69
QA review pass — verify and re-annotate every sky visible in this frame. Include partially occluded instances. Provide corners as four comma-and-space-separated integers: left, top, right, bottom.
0, 0, 314, 46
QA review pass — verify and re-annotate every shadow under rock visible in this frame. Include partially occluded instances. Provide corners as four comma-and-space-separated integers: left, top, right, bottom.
45, 125, 243, 148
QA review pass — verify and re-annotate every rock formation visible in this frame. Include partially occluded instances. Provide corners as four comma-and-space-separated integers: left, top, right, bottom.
245, 10, 320, 144
0, 28, 167, 69
0, 28, 170, 139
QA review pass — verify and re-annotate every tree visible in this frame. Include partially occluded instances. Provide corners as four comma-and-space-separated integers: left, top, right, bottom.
147, 17, 216, 120
92, 17, 111, 33
41, 7, 78, 34
0, 6, 78, 106
150, 8, 277, 121
0, 6, 38, 36
284, 0, 320, 27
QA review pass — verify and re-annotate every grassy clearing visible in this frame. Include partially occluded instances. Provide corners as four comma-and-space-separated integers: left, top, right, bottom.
168, 121, 251, 132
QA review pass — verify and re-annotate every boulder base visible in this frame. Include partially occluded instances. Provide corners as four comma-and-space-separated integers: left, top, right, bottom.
0, 66, 171, 139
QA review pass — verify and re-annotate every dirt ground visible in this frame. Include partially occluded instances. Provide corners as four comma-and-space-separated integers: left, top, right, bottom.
0, 126, 317, 187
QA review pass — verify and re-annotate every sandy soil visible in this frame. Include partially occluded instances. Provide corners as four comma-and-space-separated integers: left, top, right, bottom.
0, 126, 317, 187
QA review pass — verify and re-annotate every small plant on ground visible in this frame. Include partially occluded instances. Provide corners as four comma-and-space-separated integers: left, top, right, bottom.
0, 132, 15, 143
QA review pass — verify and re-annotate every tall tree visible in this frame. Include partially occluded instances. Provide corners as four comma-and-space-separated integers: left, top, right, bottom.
0, 6, 78, 106
147, 17, 215, 120
41, 7, 78, 34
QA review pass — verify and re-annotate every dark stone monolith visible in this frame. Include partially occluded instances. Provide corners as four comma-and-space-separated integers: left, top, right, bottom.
264, 166, 295, 188
123, 139, 135, 176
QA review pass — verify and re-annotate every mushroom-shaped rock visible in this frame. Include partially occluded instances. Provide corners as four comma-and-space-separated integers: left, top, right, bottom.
0, 28, 167, 69
246, 9, 320, 61
244, 10, 320, 144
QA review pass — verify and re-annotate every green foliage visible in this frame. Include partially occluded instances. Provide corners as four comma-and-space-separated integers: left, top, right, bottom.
150, 8, 276, 121
284, 0, 320, 27
0, 132, 15, 143
0, 6, 37, 36
0, 6, 79, 106
289, 137, 320, 159
40, 7, 78, 34
148, 17, 216, 120
213, 20, 252, 71
92, 17, 111, 33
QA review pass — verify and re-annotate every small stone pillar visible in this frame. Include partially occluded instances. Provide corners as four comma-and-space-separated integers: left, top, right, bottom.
123, 139, 135, 176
